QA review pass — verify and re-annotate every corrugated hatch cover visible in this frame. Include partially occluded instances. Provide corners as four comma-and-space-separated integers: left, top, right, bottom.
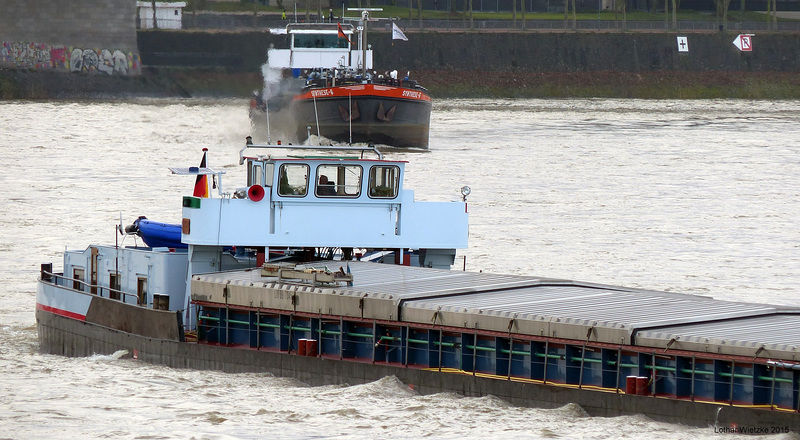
193, 261, 800, 358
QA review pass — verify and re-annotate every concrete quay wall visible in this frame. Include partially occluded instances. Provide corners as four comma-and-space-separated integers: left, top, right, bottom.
0, 0, 140, 75
135, 29, 800, 73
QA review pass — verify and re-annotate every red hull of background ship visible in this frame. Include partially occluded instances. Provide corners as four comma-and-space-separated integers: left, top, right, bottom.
291, 85, 431, 148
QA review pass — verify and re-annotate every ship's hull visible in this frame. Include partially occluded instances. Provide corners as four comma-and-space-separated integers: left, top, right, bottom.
290, 84, 431, 149
38, 304, 799, 430
35, 277, 800, 430
36, 276, 184, 342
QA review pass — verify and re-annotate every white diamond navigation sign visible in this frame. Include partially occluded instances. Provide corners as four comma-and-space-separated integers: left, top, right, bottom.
677, 36, 689, 52
733, 34, 754, 52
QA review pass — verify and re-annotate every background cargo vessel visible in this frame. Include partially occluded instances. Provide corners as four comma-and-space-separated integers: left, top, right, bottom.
251, 12, 431, 148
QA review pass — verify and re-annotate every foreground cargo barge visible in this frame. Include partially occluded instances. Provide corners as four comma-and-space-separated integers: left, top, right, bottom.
36, 140, 800, 430
193, 263, 800, 413
38, 260, 800, 429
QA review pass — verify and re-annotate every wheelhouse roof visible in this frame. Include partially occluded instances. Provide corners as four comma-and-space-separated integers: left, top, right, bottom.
239, 143, 388, 164
286, 23, 354, 34
245, 157, 407, 164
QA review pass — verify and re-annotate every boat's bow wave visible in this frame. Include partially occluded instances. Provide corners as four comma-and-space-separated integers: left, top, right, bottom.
87, 349, 129, 362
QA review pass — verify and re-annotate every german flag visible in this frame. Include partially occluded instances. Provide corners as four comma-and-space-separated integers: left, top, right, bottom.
193, 148, 209, 198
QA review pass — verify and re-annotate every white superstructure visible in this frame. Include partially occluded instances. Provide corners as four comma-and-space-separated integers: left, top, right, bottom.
37, 141, 469, 334
267, 22, 372, 71
181, 143, 467, 264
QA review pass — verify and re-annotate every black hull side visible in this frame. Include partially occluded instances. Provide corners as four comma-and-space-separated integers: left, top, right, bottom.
291, 96, 431, 149
35, 308, 800, 430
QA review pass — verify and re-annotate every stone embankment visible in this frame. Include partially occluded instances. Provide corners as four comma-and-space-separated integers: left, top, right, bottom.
3, 29, 800, 99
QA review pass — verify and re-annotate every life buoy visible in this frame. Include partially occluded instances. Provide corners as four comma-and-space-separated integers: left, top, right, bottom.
248, 185, 265, 202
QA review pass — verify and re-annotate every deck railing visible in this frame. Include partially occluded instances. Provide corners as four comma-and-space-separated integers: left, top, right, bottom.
178, 14, 800, 32
39, 264, 141, 306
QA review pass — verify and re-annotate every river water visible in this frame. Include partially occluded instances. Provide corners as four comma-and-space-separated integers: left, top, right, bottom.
1, 98, 799, 439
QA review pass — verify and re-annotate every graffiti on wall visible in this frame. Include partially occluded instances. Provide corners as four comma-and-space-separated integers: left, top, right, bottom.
1, 41, 140, 75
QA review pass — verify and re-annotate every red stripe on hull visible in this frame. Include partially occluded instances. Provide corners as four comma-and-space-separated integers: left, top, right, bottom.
36, 303, 86, 322
293, 84, 430, 102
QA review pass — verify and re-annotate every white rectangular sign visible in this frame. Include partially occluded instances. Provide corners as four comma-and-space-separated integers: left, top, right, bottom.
677, 36, 689, 52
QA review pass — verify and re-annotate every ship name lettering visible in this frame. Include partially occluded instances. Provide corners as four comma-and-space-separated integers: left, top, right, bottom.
311, 89, 334, 97
402, 90, 421, 98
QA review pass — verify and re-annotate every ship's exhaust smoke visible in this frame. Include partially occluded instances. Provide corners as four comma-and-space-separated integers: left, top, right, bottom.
251, 61, 304, 143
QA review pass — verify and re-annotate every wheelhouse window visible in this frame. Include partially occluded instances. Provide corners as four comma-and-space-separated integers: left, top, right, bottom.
277, 164, 309, 197
72, 267, 85, 291
368, 165, 400, 198
294, 33, 350, 49
316, 164, 362, 197
248, 161, 274, 187
248, 163, 262, 187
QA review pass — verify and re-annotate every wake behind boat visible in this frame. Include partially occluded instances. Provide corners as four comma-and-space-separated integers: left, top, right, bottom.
251, 11, 431, 148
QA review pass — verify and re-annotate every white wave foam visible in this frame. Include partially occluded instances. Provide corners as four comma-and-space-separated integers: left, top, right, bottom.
87, 349, 129, 362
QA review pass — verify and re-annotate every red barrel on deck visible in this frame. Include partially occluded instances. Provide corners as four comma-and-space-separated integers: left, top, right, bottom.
636, 376, 649, 395
626, 376, 637, 394
298, 339, 308, 356
306, 339, 318, 357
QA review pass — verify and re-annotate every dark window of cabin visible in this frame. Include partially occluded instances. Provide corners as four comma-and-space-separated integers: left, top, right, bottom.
316, 164, 362, 197
248, 162, 275, 187
248, 163, 263, 187
109, 273, 120, 300
368, 165, 400, 198
72, 268, 85, 291
277, 164, 309, 197
137, 277, 147, 306
294, 33, 349, 49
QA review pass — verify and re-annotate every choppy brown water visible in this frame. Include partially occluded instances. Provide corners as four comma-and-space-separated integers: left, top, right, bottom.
1, 98, 799, 439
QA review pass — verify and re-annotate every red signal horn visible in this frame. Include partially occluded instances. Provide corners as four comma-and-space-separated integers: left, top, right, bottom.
247, 185, 265, 202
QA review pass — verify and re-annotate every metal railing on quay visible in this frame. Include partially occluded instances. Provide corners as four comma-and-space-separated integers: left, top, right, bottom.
177, 14, 800, 32
400, 18, 800, 31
